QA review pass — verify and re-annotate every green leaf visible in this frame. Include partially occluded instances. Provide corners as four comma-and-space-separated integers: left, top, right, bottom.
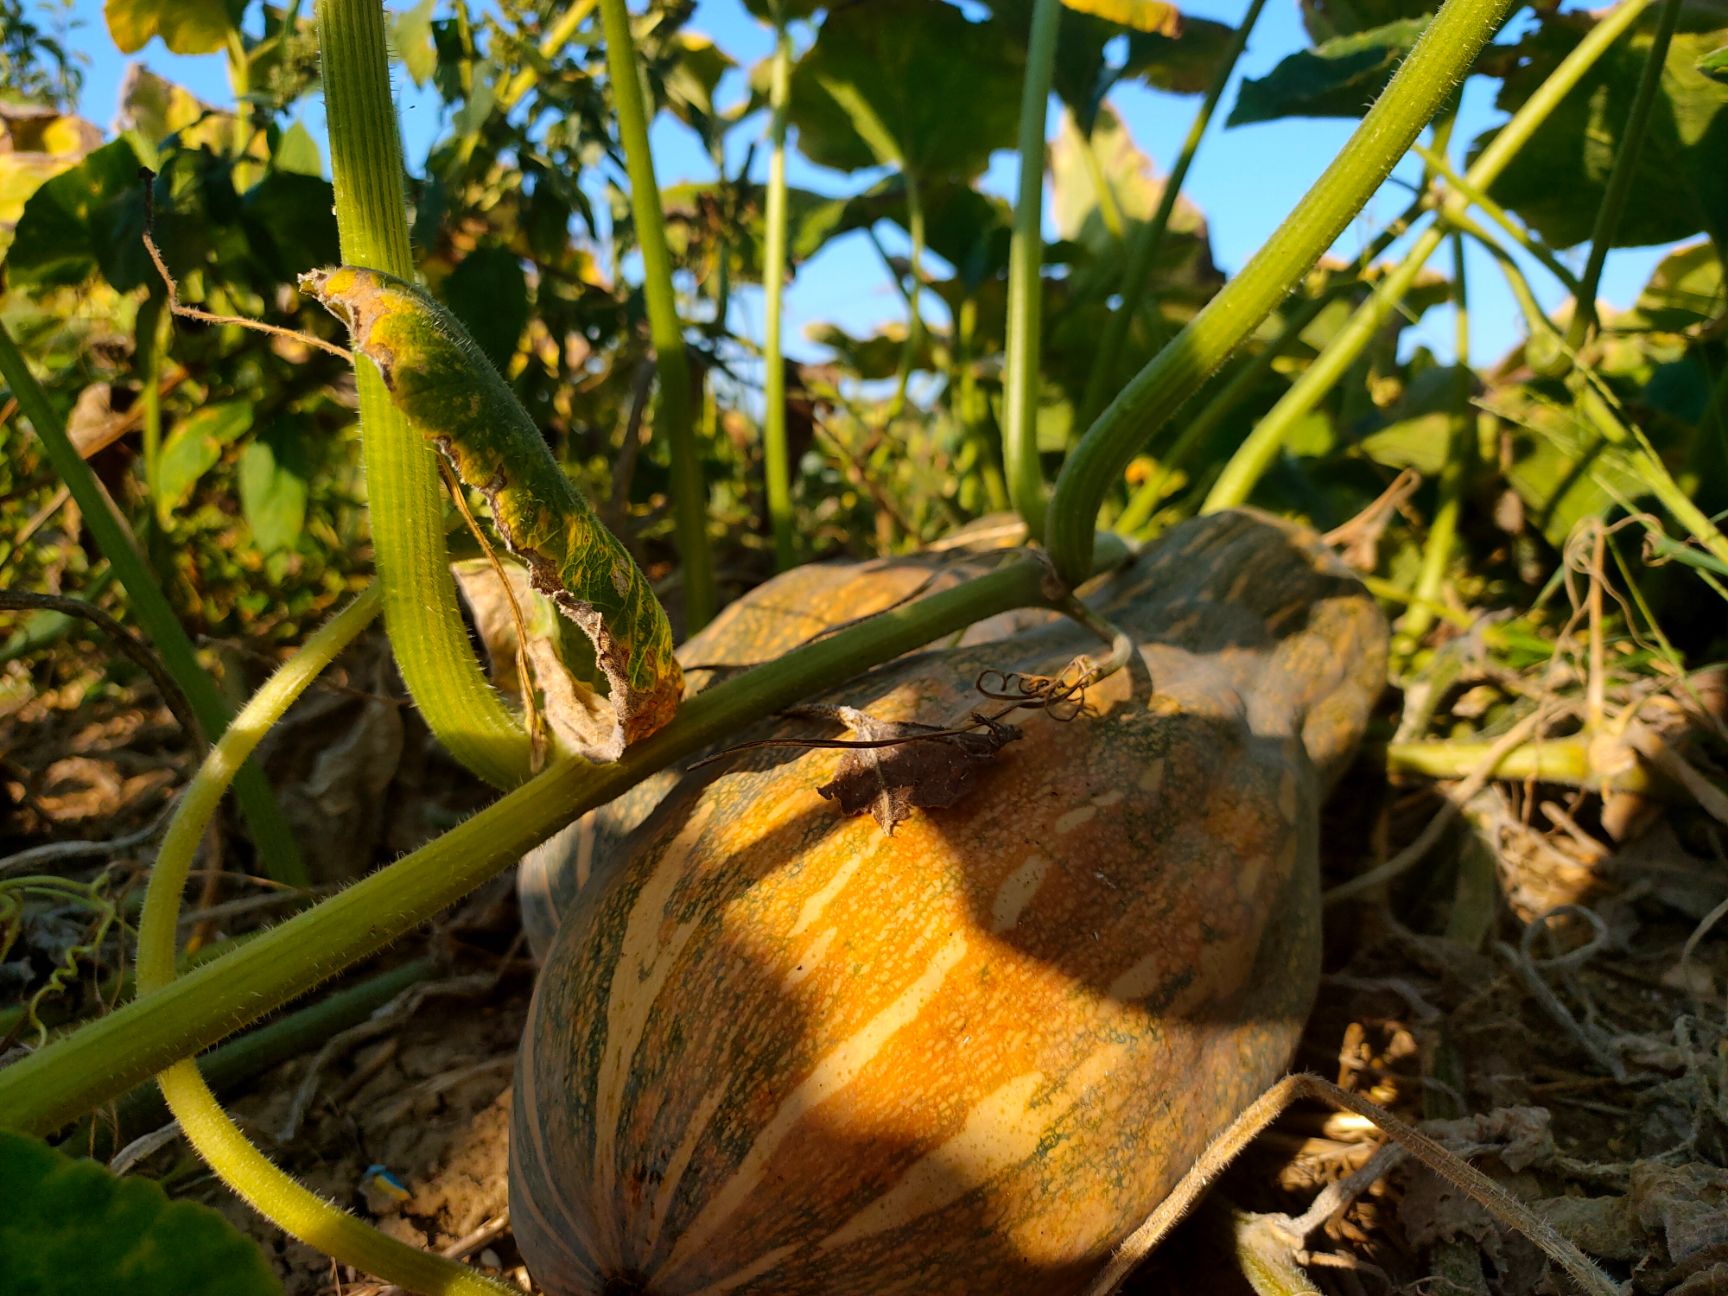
0, 1129, 281, 1296
1228, 15, 1431, 124
5, 138, 146, 290
270, 122, 324, 178
240, 420, 310, 553
156, 401, 254, 515
443, 244, 531, 372
1124, 18, 1241, 94
741, 0, 825, 20
241, 170, 339, 280
1624, 239, 1724, 333
661, 180, 855, 283
660, 31, 736, 145
303, 266, 683, 756
1299, 0, 1437, 40
105, 0, 243, 55
390, 0, 439, 87
788, 0, 1024, 180
1490, 385, 1653, 548
1477, 2, 1728, 250
114, 65, 213, 166
1702, 40, 1728, 80
1355, 365, 1470, 474
824, 177, 1015, 286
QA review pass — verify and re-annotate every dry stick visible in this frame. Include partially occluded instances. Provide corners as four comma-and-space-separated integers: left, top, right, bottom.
0, 484, 71, 577
1325, 706, 1555, 905
1085, 1073, 1621, 1296
0, 808, 175, 877
1498, 905, 1629, 1083
138, 170, 352, 363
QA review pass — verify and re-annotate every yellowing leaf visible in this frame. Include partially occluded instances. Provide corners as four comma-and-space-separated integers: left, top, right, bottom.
1058, 0, 1183, 37
105, 0, 239, 54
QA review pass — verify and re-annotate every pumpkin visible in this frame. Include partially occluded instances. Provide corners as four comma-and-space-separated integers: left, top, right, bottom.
510, 510, 1387, 1295
516, 517, 1037, 959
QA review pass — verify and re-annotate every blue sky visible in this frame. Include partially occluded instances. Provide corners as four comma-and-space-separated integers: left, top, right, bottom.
60, 0, 1679, 371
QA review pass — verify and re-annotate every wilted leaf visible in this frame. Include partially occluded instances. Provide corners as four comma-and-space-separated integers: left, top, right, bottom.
105, 0, 243, 55
240, 420, 311, 553
1477, 2, 1728, 250
0, 1129, 281, 1296
811, 705, 1021, 833
444, 244, 531, 371
788, 0, 1024, 180
1228, 15, 1430, 125
304, 266, 682, 756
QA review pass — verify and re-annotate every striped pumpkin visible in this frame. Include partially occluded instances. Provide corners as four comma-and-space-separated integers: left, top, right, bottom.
516, 517, 1036, 959
511, 510, 1387, 1295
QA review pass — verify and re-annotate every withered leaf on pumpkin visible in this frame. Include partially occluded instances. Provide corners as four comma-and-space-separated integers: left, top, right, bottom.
813, 705, 1020, 835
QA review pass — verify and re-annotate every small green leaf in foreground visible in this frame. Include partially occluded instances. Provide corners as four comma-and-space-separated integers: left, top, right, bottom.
0, 1129, 282, 1296
302, 266, 683, 758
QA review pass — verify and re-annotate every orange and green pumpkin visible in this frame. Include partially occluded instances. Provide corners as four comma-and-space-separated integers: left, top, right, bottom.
510, 510, 1387, 1295
516, 517, 1035, 959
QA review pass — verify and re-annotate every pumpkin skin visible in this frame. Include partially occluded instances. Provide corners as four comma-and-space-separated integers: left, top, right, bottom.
511, 510, 1387, 1295
516, 518, 1037, 960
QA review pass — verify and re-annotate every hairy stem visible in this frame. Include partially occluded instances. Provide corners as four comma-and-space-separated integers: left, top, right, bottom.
1562, 0, 1683, 353
1076, 0, 1271, 434
1003, 0, 1062, 534
1199, 0, 1658, 516
318, 0, 532, 788
135, 583, 513, 1296
762, 10, 796, 570
0, 321, 305, 885
597, 0, 716, 629
1046, 0, 1513, 586
0, 536, 1128, 1135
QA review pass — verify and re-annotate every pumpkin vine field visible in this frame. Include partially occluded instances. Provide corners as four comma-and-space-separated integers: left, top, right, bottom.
1, 0, 1727, 1291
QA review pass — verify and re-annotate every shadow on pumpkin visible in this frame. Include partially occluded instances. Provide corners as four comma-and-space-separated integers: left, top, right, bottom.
511, 512, 1388, 1295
